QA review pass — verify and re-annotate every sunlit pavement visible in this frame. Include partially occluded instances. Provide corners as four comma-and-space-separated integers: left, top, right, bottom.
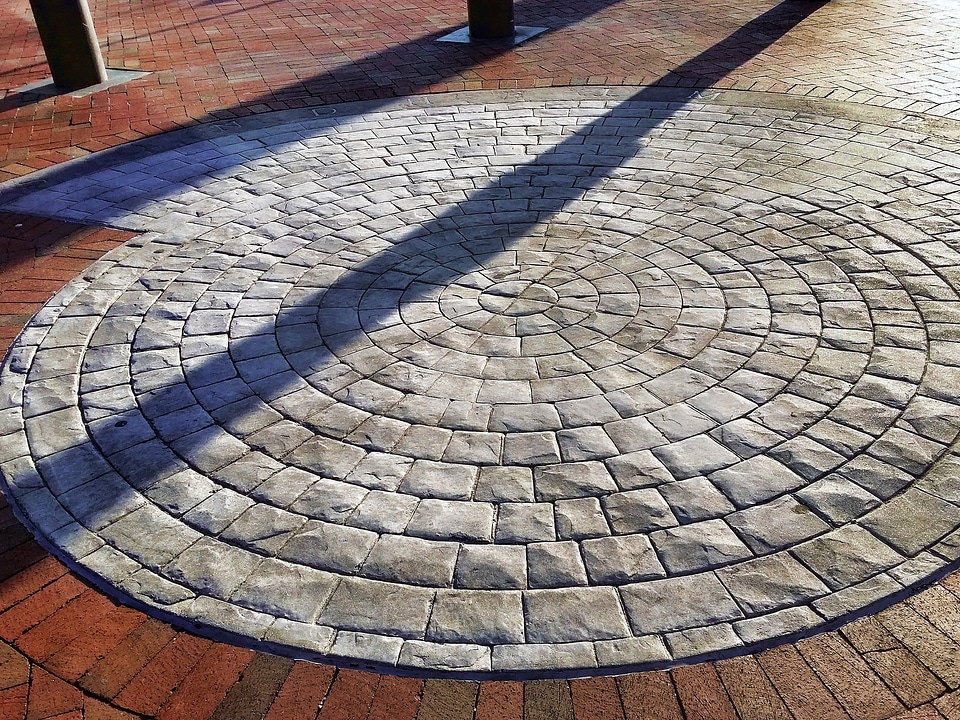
3, 0, 960, 717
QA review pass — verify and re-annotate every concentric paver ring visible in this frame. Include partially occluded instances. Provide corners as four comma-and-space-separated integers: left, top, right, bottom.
2, 87, 960, 677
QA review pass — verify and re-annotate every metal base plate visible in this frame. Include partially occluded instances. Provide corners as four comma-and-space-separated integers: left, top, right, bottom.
15, 68, 150, 99
437, 25, 548, 45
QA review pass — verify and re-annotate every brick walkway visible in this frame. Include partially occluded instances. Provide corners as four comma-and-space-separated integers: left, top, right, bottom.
3, 0, 960, 716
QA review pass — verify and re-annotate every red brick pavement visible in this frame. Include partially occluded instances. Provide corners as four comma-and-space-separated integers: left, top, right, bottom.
3, 0, 960, 715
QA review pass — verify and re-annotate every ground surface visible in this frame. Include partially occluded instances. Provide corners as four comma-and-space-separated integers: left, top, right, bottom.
3, 0, 960, 716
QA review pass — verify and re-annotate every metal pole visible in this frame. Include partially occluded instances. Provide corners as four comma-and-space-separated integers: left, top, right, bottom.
28, 0, 108, 91
467, 0, 515, 39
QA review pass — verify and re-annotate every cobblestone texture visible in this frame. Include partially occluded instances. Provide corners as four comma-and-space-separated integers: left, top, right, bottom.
3, 85, 960, 674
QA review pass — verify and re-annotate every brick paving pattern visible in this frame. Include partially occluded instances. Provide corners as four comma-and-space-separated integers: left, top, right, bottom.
2, 0, 960, 715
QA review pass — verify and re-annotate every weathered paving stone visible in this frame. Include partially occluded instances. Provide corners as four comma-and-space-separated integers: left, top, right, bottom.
231, 557, 337, 622
359, 534, 458, 586
620, 574, 744, 634
527, 541, 589, 588
524, 587, 630, 643
534, 461, 618, 501
406, 498, 495, 542
708, 455, 806, 508
716, 552, 830, 614
428, 590, 525, 643
726, 496, 831, 554
278, 520, 378, 573
319, 577, 435, 640
5, 93, 960, 675
651, 519, 754, 573
581, 534, 666, 584
455, 543, 527, 589
554, 497, 610, 539
496, 502, 556, 543
792, 525, 905, 590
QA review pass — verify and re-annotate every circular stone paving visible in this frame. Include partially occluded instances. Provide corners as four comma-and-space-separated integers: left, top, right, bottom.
3, 88, 960, 676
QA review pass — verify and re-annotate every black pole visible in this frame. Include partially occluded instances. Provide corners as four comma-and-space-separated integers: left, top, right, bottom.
28, 0, 108, 91
467, 0, 515, 39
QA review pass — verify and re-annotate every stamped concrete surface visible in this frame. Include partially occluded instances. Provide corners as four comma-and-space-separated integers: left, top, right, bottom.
2, 85, 960, 676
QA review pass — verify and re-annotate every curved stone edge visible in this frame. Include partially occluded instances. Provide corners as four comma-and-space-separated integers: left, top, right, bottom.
2, 93, 960, 676
6, 372, 960, 679
4, 464, 960, 679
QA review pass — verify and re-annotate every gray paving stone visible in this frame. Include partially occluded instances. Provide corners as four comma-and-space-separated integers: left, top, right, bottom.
868, 427, 945, 476
602, 416, 668, 453
794, 474, 881, 524
399, 641, 491, 672
100, 504, 201, 567
496, 502, 556, 543
488, 403, 563, 432
182, 489, 255, 534
345, 452, 414, 491
278, 520, 378, 573
319, 577, 435, 640
859, 488, 959, 556
836, 454, 914, 499
443, 430, 503, 464
556, 426, 619, 461
524, 587, 630, 643
346, 489, 419, 533
534, 461, 618, 501
651, 519, 754, 573
581, 534, 665, 584
59, 472, 147, 532
288, 477, 368, 522
398, 459, 477, 500
726, 495, 831, 554
454, 544, 527, 589
601, 481, 681, 535
144, 468, 219, 516
285, 435, 366, 479
265, 618, 336, 655
492, 642, 598, 672
594, 635, 671, 668
604, 449, 673, 490
406, 498, 494, 542
717, 552, 830, 614
360, 534, 458, 586
555, 497, 610, 539
811, 572, 904, 621
733, 606, 822, 644
329, 631, 403, 667
527, 541, 589, 588
659, 477, 736, 523
620, 574, 743, 634
666, 624, 743, 661
428, 590, 525, 643
231, 557, 337, 622
793, 525, 905, 590
35, 443, 114, 495
120, 569, 196, 606
653, 435, 740, 479
474, 465, 534, 502
768, 436, 846, 481
163, 537, 263, 600
502, 431, 562, 465
248, 466, 315, 507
